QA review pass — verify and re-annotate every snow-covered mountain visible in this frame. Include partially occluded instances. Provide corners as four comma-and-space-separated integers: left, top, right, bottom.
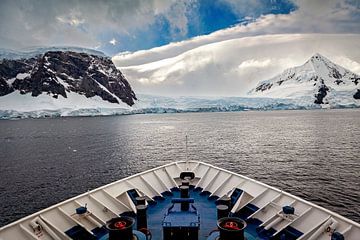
248, 53, 360, 105
0, 47, 106, 60
0, 51, 137, 117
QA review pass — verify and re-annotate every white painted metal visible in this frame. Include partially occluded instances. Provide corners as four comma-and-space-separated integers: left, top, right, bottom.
0, 161, 359, 240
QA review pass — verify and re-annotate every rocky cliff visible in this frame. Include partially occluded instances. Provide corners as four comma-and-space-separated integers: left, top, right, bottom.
0, 51, 137, 106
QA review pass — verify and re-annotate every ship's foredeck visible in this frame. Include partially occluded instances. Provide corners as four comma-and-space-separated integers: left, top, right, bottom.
0, 161, 359, 240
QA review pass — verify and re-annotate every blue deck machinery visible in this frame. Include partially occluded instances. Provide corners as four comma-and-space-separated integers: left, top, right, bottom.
162, 180, 200, 240
104, 171, 247, 240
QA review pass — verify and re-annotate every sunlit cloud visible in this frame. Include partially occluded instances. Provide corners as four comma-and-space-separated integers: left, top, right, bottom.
109, 38, 117, 46
118, 34, 360, 96
238, 59, 273, 70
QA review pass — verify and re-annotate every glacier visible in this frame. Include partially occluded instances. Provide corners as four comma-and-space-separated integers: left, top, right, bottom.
2, 93, 360, 120
0, 93, 319, 120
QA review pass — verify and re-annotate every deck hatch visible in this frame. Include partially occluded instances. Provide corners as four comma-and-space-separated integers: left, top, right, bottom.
65, 225, 96, 240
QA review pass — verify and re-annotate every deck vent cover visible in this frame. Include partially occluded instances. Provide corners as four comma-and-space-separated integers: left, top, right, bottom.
332, 232, 345, 240
180, 172, 195, 180
282, 206, 295, 215
75, 205, 87, 215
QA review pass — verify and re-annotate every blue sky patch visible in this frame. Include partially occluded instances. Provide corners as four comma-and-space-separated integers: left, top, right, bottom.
100, 0, 297, 55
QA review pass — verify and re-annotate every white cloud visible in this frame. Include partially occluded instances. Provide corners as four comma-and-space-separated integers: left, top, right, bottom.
332, 56, 360, 74
56, 16, 84, 26
56, 9, 85, 27
238, 59, 272, 70
0, 0, 175, 49
117, 34, 360, 97
109, 38, 117, 45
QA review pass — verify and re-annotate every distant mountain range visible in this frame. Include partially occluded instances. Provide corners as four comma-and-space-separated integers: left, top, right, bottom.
0, 49, 359, 119
248, 53, 360, 104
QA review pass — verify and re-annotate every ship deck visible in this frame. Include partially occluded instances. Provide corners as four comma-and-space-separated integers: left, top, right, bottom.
0, 161, 359, 240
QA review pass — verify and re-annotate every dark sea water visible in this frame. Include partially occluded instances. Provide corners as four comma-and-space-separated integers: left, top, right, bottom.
0, 109, 359, 227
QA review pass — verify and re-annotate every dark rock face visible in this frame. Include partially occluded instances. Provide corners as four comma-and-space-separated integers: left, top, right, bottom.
354, 89, 360, 99
314, 82, 329, 104
331, 68, 342, 79
0, 51, 137, 106
0, 59, 34, 79
351, 77, 359, 85
0, 77, 14, 96
255, 82, 273, 92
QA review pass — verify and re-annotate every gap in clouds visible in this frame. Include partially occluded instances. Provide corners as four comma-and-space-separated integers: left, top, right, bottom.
100, 0, 297, 55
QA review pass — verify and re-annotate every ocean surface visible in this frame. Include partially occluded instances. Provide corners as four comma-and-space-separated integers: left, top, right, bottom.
0, 109, 359, 227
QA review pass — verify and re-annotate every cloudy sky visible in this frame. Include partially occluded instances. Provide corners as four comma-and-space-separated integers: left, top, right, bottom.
1, 0, 360, 96
0, 0, 298, 55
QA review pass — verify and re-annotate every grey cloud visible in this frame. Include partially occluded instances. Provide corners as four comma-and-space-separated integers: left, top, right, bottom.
0, 0, 173, 49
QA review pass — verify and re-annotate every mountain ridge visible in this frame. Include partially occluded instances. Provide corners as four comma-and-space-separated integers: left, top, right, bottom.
249, 53, 360, 104
0, 51, 137, 106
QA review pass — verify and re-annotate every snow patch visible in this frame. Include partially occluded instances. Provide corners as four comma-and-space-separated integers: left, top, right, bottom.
16, 73, 30, 79
0, 91, 130, 113
7, 78, 16, 85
